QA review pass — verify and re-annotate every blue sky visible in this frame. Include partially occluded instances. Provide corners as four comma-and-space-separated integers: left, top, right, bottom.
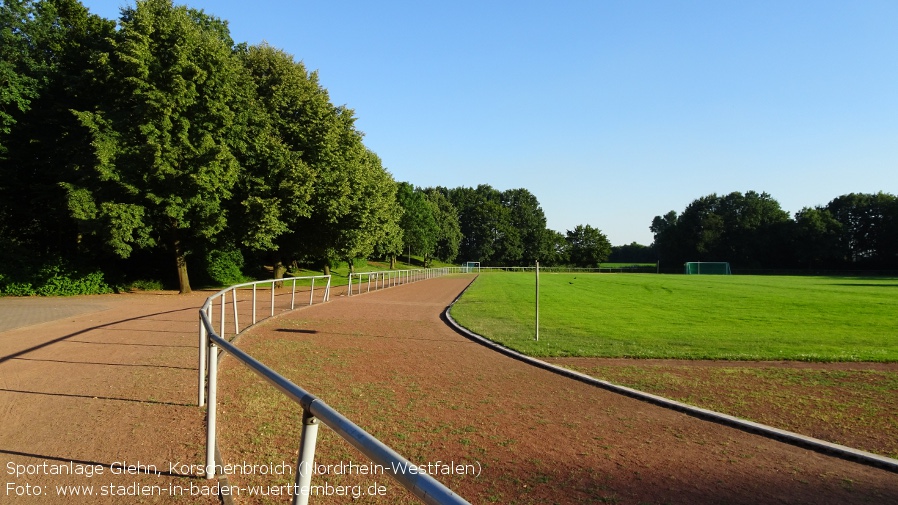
81, 0, 898, 246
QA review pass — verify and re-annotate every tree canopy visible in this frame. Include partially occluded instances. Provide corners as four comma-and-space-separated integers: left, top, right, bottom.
651, 191, 898, 271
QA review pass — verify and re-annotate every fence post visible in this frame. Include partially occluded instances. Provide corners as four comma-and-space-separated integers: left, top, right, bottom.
291, 279, 297, 310
535, 261, 539, 342
232, 288, 239, 336
309, 278, 315, 306
198, 312, 206, 407
205, 339, 219, 479
220, 295, 226, 340
292, 409, 320, 505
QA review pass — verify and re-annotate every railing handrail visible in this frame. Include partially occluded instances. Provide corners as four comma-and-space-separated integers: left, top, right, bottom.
201, 319, 470, 505
347, 267, 467, 296
198, 275, 332, 407
199, 274, 332, 313
198, 269, 471, 505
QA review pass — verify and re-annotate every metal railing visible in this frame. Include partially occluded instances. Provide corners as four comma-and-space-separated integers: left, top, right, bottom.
198, 275, 331, 407
197, 272, 471, 505
348, 267, 467, 296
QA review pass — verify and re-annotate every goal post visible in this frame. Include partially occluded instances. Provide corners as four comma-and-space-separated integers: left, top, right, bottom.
464, 261, 481, 273
684, 262, 731, 275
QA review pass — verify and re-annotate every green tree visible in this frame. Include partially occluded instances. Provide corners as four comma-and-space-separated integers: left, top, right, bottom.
0, 0, 40, 154
566, 225, 611, 267
448, 184, 523, 265
67, 0, 243, 293
333, 147, 402, 271
542, 229, 569, 266
287, 107, 401, 275
650, 210, 681, 266
424, 188, 461, 263
651, 191, 790, 268
229, 43, 317, 279
502, 188, 547, 265
396, 182, 438, 265
0, 0, 116, 259
609, 242, 656, 263
794, 206, 843, 268
826, 192, 898, 267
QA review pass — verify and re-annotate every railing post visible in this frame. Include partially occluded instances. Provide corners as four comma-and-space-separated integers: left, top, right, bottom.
292, 409, 320, 505
310, 278, 315, 306
252, 284, 257, 325
291, 279, 297, 310
271, 282, 276, 317
220, 295, 226, 339
232, 288, 239, 336
198, 312, 206, 407
205, 339, 219, 479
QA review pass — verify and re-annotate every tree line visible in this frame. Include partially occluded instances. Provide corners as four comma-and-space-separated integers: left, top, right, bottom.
0, 0, 612, 295
651, 190, 898, 271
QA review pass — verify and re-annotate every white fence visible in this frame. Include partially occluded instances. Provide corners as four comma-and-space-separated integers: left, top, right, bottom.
348, 267, 468, 296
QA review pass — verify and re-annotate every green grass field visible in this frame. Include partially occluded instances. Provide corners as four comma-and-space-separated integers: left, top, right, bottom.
450, 273, 898, 361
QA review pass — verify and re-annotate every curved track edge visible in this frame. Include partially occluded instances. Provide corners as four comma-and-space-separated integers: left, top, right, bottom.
442, 277, 898, 474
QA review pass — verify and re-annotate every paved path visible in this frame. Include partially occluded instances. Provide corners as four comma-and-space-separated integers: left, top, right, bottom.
0, 291, 218, 504
0, 297, 109, 332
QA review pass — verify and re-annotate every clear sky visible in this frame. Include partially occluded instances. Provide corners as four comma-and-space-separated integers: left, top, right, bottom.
80, 0, 898, 246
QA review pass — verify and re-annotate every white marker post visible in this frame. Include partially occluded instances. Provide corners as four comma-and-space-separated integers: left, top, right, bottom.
535, 261, 539, 341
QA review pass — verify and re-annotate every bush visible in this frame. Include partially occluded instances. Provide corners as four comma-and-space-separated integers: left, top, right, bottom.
0, 259, 113, 296
205, 249, 246, 286
126, 279, 164, 291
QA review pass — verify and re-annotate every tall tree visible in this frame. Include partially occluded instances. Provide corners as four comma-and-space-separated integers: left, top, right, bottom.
448, 184, 523, 265
609, 242, 656, 263
287, 106, 401, 275
67, 0, 243, 293
0, 0, 116, 257
0, 0, 40, 154
651, 191, 790, 268
228, 43, 317, 279
424, 188, 461, 263
396, 182, 438, 265
542, 229, 569, 266
565, 224, 611, 268
794, 207, 843, 268
826, 192, 898, 267
502, 188, 546, 265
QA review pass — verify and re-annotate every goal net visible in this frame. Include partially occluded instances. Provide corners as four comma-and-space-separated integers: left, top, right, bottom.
684, 262, 731, 275
464, 261, 481, 273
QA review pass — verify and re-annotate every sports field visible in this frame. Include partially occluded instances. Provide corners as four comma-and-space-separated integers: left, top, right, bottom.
450, 273, 898, 362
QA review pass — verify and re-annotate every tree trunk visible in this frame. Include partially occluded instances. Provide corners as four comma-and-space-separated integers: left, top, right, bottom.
390, 255, 396, 269
272, 252, 286, 288
173, 236, 191, 294
323, 262, 330, 276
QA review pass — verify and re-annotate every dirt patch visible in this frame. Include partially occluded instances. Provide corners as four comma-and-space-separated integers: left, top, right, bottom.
216, 276, 898, 505
544, 358, 898, 458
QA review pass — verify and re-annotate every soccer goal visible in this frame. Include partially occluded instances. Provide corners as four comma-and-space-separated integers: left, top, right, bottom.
684, 262, 731, 275
464, 261, 481, 273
